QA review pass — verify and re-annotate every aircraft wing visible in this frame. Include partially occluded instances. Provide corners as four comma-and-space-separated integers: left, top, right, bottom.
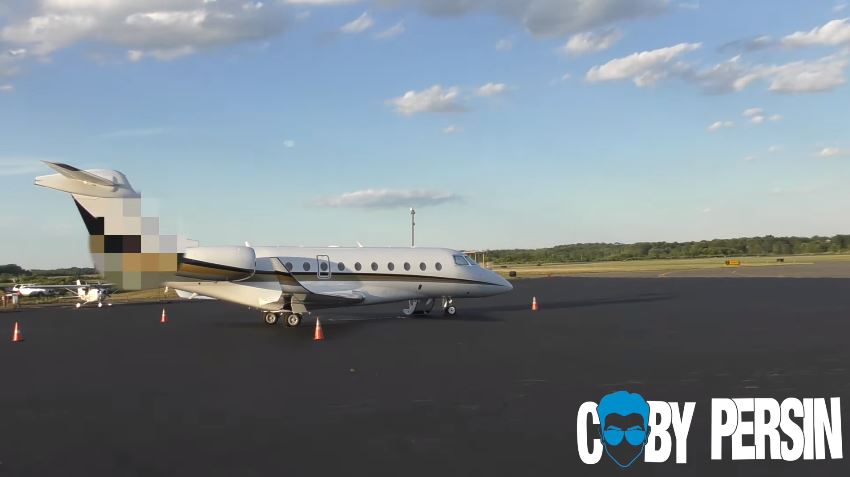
292, 290, 365, 309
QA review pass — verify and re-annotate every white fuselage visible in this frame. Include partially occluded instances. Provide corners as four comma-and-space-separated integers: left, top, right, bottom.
169, 246, 512, 311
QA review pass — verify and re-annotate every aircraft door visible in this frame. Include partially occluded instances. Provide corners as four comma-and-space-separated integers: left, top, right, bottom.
317, 255, 331, 279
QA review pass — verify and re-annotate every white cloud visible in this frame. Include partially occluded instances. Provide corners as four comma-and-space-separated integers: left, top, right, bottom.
836, 3, 849, 13
707, 120, 733, 131
0, 0, 290, 61
0, 84, 13, 92
586, 42, 701, 86
475, 82, 508, 97
761, 54, 849, 93
679, 2, 700, 9
741, 107, 782, 124
375, 21, 405, 39
782, 18, 850, 47
819, 147, 848, 157
340, 12, 374, 33
386, 85, 464, 115
312, 188, 460, 208
590, 45, 850, 95
562, 28, 621, 55
701, 207, 712, 213
495, 38, 512, 52
768, 145, 783, 153
743, 155, 757, 162
742, 107, 764, 124
442, 125, 460, 134
388, 0, 669, 37
284, 139, 295, 148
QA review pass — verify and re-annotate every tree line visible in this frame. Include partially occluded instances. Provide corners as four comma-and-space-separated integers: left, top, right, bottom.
486, 235, 850, 264
1, 264, 97, 280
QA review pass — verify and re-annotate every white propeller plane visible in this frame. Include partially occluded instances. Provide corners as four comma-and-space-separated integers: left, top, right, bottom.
35, 162, 512, 327
10, 280, 114, 307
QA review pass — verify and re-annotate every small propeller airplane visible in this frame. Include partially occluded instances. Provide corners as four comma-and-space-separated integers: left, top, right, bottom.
35, 162, 513, 327
8, 280, 114, 308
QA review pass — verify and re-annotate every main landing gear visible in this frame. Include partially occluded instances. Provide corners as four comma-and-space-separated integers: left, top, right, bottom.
402, 297, 457, 317
263, 311, 303, 327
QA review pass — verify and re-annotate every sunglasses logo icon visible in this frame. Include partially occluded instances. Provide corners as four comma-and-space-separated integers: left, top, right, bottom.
597, 391, 651, 468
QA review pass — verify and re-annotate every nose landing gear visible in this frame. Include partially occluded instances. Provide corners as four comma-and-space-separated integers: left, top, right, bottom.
442, 297, 457, 317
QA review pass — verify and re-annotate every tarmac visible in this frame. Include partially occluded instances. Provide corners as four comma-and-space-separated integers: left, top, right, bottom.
1, 276, 848, 476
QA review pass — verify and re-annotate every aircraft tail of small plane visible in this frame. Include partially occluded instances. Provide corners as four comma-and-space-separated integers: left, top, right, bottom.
35, 162, 199, 290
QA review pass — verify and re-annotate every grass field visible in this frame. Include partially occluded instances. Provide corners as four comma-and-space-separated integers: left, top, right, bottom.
492, 254, 850, 278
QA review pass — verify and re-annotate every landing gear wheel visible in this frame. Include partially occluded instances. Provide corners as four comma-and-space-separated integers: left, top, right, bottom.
285, 313, 302, 327
97, 302, 103, 308
263, 312, 278, 325
445, 305, 457, 316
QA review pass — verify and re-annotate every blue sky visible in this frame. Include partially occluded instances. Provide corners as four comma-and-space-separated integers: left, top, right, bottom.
2, 0, 850, 268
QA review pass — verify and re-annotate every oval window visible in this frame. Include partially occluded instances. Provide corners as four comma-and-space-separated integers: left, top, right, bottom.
355, 262, 362, 271
371, 262, 378, 271
337, 262, 345, 271
435, 262, 442, 271
404, 262, 411, 271
388, 262, 395, 271
285, 262, 293, 271
320, 262, 328, 271
303, 262, 311, 271
419, 262, 426, 271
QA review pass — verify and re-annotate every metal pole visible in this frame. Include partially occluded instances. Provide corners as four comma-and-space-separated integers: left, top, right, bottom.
410, 208, 416, 247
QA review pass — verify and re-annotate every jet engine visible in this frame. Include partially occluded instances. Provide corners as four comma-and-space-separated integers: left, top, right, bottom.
177, 246, 256, 281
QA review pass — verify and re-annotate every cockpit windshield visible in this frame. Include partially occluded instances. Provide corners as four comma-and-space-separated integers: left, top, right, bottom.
454, 255, 471, 266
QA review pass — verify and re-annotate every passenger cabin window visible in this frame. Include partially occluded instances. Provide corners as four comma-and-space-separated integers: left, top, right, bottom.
435, 262, 442, 271
404, 262, 411, 271
420, 262, 427, 271
454, 255, 470, 266
285, 262, 293, 271
371, 262, 378, 271
303, 262, 311, 271
320, 262, 328, 271
355, 262, 362, 271
388, 262, 395, 271
338, 262, 345, 271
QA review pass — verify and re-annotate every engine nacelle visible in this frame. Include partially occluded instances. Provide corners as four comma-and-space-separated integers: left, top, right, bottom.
177, 246, 256, 281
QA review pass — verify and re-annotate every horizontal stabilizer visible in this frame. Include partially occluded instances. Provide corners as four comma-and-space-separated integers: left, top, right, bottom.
44, 162, 116, 187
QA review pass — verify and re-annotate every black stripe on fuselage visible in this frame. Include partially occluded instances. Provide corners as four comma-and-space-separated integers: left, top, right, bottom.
178, 257, 255, 274
256, 270, 496, 286
175, 259, 498, 286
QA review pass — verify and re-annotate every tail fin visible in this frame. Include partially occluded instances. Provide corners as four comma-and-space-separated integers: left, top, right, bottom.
35, 162, 198, 290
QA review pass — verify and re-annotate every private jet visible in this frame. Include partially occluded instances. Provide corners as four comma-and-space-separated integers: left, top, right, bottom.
35, 162, 512, 327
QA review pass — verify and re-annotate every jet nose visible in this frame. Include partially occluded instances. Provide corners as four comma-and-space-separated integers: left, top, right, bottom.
493, 272, 513, 292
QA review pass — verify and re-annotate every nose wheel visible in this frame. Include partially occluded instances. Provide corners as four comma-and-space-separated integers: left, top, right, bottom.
442, 297, 457, 317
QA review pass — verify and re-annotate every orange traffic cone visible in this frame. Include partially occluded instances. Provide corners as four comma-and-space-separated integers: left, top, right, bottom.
11, 322, 23, 342
160, 308, 168, 324
314, 317, 324, 341
531, 297, 539, 311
